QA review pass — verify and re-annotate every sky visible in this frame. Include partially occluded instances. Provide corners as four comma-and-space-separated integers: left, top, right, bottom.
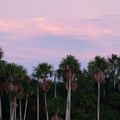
0, 0, 120, 74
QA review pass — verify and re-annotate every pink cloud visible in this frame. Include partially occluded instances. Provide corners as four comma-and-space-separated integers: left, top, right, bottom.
0, 16, 119, 71
0, 17, 119, 39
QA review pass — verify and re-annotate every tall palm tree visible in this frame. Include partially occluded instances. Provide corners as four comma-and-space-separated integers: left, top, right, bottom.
0, 48, 5, 120
22, 76, 33, 120
6, 63, 27, 120
57, 55, 80, 120
88, 56, 107, 120
33, 62, 53, 120
107, 54, 120, 88
0, 60, 7, 120
0, 47, 3, 60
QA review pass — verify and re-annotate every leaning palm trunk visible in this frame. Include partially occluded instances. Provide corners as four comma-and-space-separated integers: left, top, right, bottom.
44, 93, 49, 120
0, 96, 2, 120
37, 85, 39, 120
23, 94, 28, 120
97, 81, 100, 120
65, 79, 71, 120
19, 98, 22, 120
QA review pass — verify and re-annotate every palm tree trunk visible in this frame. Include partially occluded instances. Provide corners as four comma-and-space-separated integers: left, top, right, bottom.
10, 100, 14, 120
23, 94, 28, 120
10, 102, 12, 120
0, 96, 2, 120
97, 81, 100, 120
54, 74, 57, 97
65, 79, 71, 120
44, 93, 49, 120
69, 79, 71, 120
14, 98, 17, 120
37, 85, 39, 120
65, 88, 69, 120
65, 90, 69, 120
11, 105, 15, 120
19, 98, 22, 120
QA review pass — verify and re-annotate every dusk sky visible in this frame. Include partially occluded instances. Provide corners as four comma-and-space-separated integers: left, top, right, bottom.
0, 0, 120, 74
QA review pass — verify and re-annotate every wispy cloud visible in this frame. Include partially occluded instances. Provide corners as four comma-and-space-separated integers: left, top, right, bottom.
0, 15, 120, 73
0, 16, 119, 39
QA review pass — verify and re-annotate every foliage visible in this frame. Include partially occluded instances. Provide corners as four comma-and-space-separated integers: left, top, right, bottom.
0, 52, 120, 120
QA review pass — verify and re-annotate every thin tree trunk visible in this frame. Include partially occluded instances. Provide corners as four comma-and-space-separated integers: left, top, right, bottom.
54, 74, 57, 98
0, 96, 2, 120
14, 98, 17, 120
65, 89, 69, 120
23, 95, 28, 120
10, 101, 14, 120
65, 79, 71, 120
54, 74, 57, 120
37, 85, 39, 120
44, 93, 49, 120
69, 79, 71, 120
11, 105, 15, 120
97, 81, 100, 120
10, 102, 12, 120
113, 72, 116, 88
19, 99, 22, 120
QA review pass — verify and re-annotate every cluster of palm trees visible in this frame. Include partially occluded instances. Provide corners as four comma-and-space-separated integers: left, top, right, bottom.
0, 47, 120, 120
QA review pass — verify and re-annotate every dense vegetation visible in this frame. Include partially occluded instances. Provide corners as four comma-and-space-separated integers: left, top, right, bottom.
0, 48, 120, 120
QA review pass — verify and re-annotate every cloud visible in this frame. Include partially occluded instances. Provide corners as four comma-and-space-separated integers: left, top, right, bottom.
0, 15, 120, 73
0, 16, 119, 39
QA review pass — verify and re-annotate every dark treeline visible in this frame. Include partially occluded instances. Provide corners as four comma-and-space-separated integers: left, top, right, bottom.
0, 48, 120, 120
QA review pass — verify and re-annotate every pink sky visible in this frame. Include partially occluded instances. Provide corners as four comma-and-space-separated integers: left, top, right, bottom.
0, 0, 120, 73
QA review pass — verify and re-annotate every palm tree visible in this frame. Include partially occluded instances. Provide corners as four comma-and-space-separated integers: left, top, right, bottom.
0, 47, 3, 60
22, 76, 33, 120
107, 54, 120, 88
6, 63, 27, 120
33, 62, 53, 120
48, 96, 65, 120
88, 56, 107, 120
94, 70, 105, 120
0, 60, 7, 120
0, 48, 6, 120
57, 55, 80, 120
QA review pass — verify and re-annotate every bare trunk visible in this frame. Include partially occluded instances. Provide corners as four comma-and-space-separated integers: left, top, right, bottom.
44, 93, 49, 120
54, 74, 57, 97
14, 98, 17, 120
65, 79, 71, 120
0, 96, 2, 120
19, 99, 22, 120
97, 81, 100, 120
23, 95, 28, 120
10, 100, 14, 120
10, 102, 12, 120
11, 105, 15, 120
37, 85, 39, 120
65, 89, 69, 120
69, 79, 71, 120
